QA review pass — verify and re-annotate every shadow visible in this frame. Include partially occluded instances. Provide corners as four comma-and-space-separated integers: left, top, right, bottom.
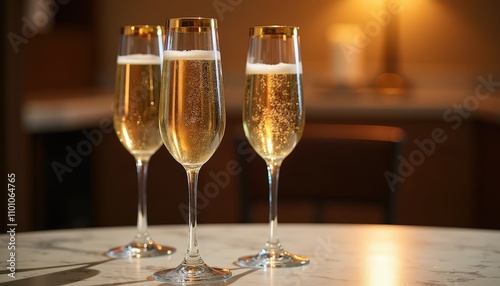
0, 259, 114, 275
225, 267, 260, 285
33, 238, 107, 256
1, 259, 114, 286
90, 280, 149, 286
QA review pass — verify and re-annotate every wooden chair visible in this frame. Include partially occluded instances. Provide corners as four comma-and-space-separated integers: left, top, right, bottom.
238, 123, 406, 224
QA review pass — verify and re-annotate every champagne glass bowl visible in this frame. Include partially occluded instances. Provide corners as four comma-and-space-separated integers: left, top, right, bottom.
237, 25, 309, 268
153, 17, 231, 283
108, 25, 175, 259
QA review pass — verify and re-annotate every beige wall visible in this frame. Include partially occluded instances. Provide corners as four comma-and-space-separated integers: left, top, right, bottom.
94, 0, 500, 91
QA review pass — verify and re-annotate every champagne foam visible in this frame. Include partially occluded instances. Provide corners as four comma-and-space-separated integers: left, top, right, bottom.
117, 54, 161, 64
163, 50, 221, 60
246, 62, 303, 74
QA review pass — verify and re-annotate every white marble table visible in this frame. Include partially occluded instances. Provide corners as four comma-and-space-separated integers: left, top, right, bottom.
1, 224, 500, 285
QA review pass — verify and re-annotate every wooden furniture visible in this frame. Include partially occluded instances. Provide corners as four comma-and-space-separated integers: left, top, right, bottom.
238, 124, 406, 224
20, 88, 500, 230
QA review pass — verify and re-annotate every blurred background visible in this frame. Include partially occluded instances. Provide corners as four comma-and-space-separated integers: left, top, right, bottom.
1, 0, 499, 232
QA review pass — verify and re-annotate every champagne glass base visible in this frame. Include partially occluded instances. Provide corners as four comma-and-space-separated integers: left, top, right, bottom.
107, 240, 175, 259
153, 263, 232, 283
237, 249, 309, 268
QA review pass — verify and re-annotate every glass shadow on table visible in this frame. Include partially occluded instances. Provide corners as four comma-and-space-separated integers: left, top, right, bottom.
0, 259, 123, 286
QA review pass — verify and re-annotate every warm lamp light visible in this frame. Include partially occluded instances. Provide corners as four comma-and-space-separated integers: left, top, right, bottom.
326, 0, 408, 94
327, 24, 364, 89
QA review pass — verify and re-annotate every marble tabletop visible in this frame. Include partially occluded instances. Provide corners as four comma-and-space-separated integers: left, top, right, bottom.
1, 224, 500, 285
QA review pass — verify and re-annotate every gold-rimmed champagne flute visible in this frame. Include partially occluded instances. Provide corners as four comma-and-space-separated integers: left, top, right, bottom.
237, 26, 309, 268
153, 17, 231, 282
108, 25, 175, 258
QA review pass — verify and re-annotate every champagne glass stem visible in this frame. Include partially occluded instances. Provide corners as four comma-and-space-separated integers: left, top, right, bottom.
107, 155, 175, 258
185, 168, 202, 264
237, 157, 309, 267
266, 160, 282, 250
153, 168, 232, 281
135, 158, 149, 235
237, 25, 309, 268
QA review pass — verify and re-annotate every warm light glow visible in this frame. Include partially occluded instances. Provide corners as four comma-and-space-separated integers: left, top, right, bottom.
366, 242, 398, 285
364, 227, 401, 286
354, 0, 385, 10
356, 0, 427, 11
327, 23, 364, 87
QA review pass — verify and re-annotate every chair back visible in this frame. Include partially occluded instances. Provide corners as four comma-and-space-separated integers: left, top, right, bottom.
238, 123, 406, 224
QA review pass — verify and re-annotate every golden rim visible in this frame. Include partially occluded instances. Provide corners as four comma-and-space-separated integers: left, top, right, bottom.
121, 25, 163, 36
250, 26, 299, 37
166, 17, 217, 29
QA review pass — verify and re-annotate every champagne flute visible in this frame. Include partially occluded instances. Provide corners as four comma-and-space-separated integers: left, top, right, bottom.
153, 18, 231, 282
108, 25, 175, 258
237, 26, 309, 268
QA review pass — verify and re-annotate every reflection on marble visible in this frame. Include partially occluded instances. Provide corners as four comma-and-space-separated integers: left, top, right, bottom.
1, 224, 500, 285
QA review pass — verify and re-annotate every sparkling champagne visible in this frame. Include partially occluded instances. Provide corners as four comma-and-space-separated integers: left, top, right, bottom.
114, 54, 162, 159
243, 63, 305, 161
160, 50, 225, 168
